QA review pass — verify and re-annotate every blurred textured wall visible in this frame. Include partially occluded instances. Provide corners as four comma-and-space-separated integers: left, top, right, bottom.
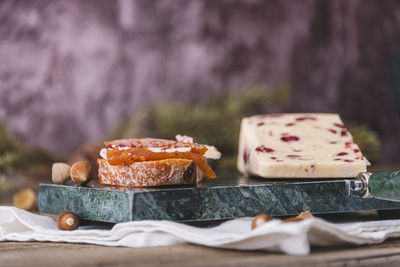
1, 0, 400, 161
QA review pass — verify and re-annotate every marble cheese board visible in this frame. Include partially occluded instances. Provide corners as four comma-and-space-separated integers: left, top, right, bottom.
38, 174, 400, 223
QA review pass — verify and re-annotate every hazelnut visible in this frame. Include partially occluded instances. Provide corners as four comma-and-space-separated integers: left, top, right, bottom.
296, 211, 313, 220
57, 212, 79, 231
52, 162, 71, 184
70, 161, 92, 186
13, 188, 38, 211
283, 217, 303, 223
251, 214, 273, 229
283, 211, 314, 222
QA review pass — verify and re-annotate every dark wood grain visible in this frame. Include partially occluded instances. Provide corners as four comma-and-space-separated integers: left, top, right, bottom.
2, 239, 400, 267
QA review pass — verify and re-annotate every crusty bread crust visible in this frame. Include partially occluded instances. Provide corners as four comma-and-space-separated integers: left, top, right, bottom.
98, 158, 203, 187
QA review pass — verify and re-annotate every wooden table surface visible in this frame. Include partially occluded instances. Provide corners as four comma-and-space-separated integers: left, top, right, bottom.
2, 211, 400, 267
2, 239, 400, 267
1, 211, 400, 266
1, 210, 400, 267
2, 175, 400, 266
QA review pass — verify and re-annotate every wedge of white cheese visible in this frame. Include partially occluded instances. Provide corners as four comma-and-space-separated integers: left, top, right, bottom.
237, 113, 369, 178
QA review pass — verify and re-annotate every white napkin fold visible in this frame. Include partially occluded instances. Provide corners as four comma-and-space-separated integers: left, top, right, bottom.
2, 206, 400, 255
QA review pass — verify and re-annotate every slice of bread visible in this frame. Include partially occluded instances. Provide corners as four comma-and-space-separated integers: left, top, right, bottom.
97, 158, 204, 187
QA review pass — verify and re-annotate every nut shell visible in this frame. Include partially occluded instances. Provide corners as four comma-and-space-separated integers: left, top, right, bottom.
52, 162, 71, 184
70, 161, 92, 185
296, 211, 313, 220
251, 214, 273, 229
283, 217, 303, 223
283, 211, 313, 223
57, 212, 79, 230
13, 188, 38, 211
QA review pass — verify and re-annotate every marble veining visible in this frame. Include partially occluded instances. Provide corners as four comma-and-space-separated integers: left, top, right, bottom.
38, 175, 400, 223
369, 171, 400, 202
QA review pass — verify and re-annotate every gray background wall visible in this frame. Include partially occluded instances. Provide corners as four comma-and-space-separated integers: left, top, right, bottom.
1, 0, 400, 162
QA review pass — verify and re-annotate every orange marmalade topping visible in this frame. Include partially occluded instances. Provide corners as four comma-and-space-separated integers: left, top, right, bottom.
104, 138, 216, 178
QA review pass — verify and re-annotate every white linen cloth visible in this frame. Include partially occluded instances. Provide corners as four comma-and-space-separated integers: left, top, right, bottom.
2, 206, 400, 255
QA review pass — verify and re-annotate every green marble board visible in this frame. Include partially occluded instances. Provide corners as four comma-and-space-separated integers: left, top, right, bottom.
38, 175, 400, 223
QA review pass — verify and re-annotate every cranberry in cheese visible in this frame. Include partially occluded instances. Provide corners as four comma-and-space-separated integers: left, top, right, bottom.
237, 113, 369, 178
